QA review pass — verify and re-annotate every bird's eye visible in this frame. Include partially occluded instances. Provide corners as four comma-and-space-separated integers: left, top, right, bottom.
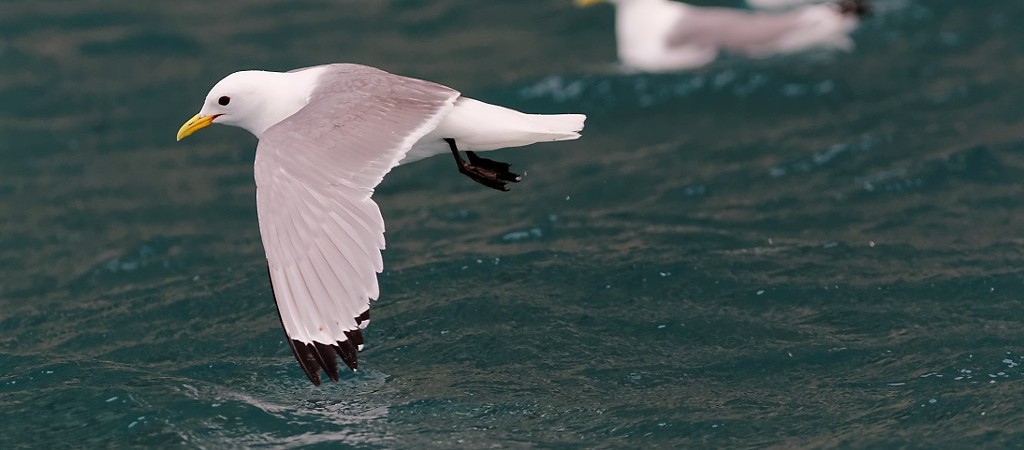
218, 96, 231, 106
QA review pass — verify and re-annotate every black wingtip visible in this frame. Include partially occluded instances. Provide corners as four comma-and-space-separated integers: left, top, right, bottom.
314, 341, 342, 382
282, 332, 366, 386
345, 329, 365, 350
355, 310, 370, 328
288, 339, 323, 386
337, 339, 359, 371
269, 265, 375, 385
290, 339, 356, 385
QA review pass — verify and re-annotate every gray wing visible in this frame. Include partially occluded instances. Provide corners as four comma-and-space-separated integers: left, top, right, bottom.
666, 7, 806, 54
255, 66, 459, 385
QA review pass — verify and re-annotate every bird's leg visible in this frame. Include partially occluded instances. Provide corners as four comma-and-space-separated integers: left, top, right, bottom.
446, 138, 521, 192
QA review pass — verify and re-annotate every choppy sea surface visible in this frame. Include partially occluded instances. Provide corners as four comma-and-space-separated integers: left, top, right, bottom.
2, 0, 1024, 447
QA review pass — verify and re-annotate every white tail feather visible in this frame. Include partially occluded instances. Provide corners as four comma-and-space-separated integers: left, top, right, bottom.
433, 98, 586, 151
522, 113, 586, 140
404, 97, 587, 164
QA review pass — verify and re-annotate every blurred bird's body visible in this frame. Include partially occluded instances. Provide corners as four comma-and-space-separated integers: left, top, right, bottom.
577, 0, 869, 72
746, 0, 828, 10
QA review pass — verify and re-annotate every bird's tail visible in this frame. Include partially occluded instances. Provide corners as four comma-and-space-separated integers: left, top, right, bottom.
837, 0, 870, 17
520, 113, 587, 142
430, 98, 586, 152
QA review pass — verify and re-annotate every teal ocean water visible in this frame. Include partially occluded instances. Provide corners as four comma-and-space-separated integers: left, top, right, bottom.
3, 0, 1024, 447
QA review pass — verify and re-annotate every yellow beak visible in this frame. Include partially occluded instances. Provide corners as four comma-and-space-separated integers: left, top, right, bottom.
176, 113, 217, 141
574, 0, 604, 6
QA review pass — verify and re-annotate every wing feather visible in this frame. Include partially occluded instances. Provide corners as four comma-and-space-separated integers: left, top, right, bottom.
255, 64, 459, 384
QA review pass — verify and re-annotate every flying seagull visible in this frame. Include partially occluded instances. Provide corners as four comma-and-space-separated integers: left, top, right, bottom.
176, 63, 586, 385
575, 0, 870, 72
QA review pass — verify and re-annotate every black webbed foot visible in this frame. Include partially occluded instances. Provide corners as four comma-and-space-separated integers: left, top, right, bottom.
466, 151, 508, 171
446, 139, 522, 191
467, 151, 521, 184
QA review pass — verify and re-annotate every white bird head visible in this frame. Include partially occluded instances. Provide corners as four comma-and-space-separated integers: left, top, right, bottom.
177, 70, 312, 141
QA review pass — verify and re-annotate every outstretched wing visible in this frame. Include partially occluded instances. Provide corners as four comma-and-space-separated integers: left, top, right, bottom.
255, 65, 459, 385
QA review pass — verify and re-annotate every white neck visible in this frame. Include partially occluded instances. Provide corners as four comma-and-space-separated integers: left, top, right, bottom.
217, 68, 324, 139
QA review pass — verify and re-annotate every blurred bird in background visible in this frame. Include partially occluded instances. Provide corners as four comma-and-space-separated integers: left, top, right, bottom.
576, 0, 870, 72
